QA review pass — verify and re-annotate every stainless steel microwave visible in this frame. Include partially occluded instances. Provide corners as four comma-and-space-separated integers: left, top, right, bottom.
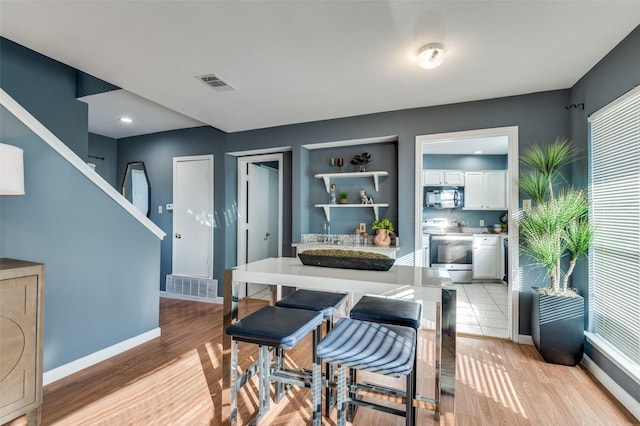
424, 186, 464, 209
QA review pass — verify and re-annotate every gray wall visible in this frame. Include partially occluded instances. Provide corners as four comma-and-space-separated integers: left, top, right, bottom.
0, 106, 161, 372
116, 127, 228, 291
88, 133, 118, 189
568, 25, 640, 404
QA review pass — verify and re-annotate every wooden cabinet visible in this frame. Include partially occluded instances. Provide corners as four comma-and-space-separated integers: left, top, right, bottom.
0, 259, 45, 426
464, 171, 507, 210
423, 170, 464, 186
472, 236, 502, 279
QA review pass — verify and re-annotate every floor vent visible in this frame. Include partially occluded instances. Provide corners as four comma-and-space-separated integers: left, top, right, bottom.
165, 274, 218, 301
196, 73, 235, 92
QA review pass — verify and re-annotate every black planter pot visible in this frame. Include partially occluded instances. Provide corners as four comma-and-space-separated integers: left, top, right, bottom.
531, 288, 585, 366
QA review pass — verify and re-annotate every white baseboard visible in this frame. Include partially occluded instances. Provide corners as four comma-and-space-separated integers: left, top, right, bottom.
518, 334, 534, 345
43, 327, 161, 386
582, 355, 640, 421
159, 290, 222, 304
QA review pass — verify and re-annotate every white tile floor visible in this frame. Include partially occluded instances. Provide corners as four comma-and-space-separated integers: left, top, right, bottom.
455, 282, 509, 338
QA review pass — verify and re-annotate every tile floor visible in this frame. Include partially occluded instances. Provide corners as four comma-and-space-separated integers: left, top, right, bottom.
456, 282, 509, 338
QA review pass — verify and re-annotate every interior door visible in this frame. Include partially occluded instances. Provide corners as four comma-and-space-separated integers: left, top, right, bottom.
237, 154, 283, 300
172, 155, 213, 278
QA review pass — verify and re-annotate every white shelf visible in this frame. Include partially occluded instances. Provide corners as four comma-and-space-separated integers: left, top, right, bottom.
314, 203, 389, 221
314, 171, 388, 192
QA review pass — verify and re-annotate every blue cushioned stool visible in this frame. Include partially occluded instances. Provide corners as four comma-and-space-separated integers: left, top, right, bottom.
276, 289, 348, 411
349, 295, 422, 421
225, 305, 324, 425
315, 318, 417, 426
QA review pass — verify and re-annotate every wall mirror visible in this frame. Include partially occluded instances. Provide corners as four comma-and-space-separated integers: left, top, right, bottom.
122, 162, 151, 217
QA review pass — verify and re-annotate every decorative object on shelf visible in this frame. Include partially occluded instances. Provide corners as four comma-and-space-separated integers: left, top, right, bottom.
339, 190, 348, 204
298, 249, 394, 271
359, 188, 374, 204
350, 152, 371, 172
518, 138, 594, 366
329, 183, 337, 204
336, 157, 344, 172
372, 218, 394, 247
457, 221, 469, 233
329, 157, 336, 167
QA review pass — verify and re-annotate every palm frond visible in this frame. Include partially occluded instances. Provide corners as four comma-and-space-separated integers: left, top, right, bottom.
519, 171, 548, 204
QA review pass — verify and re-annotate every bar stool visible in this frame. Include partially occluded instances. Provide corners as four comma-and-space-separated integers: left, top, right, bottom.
275, 289, 348, 410
349, 295, 422, 420
225, 305, 324, 425
315, 318, 417, 426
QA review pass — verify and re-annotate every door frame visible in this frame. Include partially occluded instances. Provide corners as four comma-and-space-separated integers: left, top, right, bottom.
237, 153, 284, 268
172, 154, 214, 278
414, 126, 520, 342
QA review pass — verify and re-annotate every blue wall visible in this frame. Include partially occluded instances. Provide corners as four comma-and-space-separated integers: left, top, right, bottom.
88, 133, 118, 188
0, 106, 161, 372
116, 127, 227, 290
0, 37, 89, 159
568, 25, 640, 403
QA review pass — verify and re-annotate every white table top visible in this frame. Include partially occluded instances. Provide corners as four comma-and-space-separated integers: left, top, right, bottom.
232, 257, 453, 301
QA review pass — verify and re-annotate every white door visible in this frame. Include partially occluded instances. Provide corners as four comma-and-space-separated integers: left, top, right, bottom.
246, 164, 279, 296
172, 155, 213, 278
237, 154, 283, 299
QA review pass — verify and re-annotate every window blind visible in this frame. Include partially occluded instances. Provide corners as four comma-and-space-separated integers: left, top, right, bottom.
589, 85, 640, 365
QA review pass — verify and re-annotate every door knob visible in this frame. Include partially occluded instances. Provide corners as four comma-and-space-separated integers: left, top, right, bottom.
175, 233, 182, 239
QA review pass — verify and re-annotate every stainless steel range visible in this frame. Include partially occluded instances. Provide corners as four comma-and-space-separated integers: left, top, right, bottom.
423, 218, 473, 283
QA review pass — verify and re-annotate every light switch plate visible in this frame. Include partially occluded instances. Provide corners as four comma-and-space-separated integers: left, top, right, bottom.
523, 199, 532, 212
158, 205, 163, 214
479, 219, 485, 226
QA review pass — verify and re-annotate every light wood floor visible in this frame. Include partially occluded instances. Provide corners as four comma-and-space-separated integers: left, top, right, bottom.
5, 297, 637, 426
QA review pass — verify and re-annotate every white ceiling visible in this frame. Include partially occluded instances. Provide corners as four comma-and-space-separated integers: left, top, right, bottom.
423, 136, 507, 155
1, 1, 640, 139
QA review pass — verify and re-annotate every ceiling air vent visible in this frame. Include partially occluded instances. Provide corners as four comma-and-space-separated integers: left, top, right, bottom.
196, 74, 235, 92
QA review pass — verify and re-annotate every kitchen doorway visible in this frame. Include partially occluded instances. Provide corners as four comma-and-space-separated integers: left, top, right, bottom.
414, 126, 519, 341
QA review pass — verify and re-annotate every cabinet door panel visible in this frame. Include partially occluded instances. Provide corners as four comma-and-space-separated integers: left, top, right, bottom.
484, 171, 507, 209
463, 172, 484, 209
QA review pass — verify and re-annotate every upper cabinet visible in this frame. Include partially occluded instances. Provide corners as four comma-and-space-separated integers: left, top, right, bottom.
464, 171, 507, 210
422, 170, 465, 186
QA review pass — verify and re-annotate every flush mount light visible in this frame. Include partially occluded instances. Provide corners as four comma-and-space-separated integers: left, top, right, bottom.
474, 150, 483, 155
120, 117, 133, 124
417, 43, 446, 69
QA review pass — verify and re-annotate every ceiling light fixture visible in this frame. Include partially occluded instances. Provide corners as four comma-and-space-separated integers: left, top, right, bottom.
417, 43, 446, 69
120, 117, 133, 124
474, 150, 483, 154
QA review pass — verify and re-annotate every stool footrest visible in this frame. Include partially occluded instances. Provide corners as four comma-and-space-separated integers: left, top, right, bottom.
348, 398, 407, 418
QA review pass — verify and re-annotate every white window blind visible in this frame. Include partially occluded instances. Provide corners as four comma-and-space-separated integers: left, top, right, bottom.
589, 85, 640, 365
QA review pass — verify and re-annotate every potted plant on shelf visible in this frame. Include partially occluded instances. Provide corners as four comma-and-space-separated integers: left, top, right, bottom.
339, 190, 349, 204
371, 218, 394, 246
518, 137, 594, 366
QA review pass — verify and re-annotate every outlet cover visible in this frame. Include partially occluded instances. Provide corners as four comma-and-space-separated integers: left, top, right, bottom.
479, 219, 485, 226
359, 223, 366, 232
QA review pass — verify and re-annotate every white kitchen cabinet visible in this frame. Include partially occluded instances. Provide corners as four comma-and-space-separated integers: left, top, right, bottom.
463, 170, 507, 210
472, 236, 502, 279
423, 170, 464, 186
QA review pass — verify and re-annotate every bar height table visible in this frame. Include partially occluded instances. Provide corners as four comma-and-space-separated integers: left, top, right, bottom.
221, 257, 456, 425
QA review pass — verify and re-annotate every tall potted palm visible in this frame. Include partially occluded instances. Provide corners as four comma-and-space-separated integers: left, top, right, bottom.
519, 138, 594, 366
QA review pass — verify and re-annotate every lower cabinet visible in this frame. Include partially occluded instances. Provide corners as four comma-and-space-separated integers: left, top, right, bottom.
472, 236, 502, 280
0, 259, 45, 426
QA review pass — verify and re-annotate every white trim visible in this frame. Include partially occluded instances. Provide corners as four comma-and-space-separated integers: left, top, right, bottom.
518, 334, 534, 345
0, 88, 165, 240
159, 291, 222, 304
302, 135, 398, 150
415, 126, 519, 341
582, 354, 640, 421
43, 327, 161, 386
227, 146, 292, 157
585, 332, 640, 386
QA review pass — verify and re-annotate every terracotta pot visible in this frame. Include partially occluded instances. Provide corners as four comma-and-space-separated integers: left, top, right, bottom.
373, 229, 391, 246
